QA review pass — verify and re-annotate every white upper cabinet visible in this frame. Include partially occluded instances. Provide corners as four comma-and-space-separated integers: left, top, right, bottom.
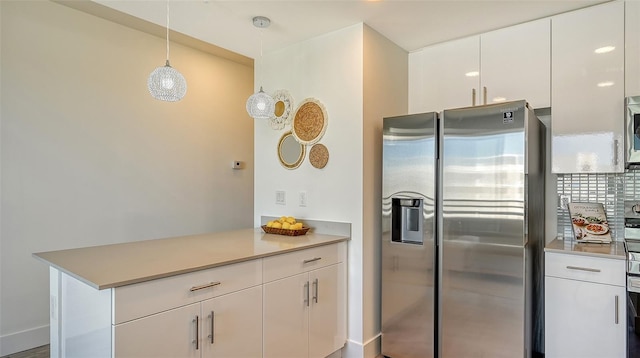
626, 0, 640, 96
408, 18, 550, 113
481, 18, 550, 110
409, 36, 480, 113
551, 1, 624, 173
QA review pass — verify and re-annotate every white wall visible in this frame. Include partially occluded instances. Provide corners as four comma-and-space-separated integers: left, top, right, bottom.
254, 23, 366, 354
254, 23, 407, 358
0, 1, 254, 355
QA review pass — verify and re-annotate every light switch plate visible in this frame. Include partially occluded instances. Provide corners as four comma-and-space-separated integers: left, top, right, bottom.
299, 191, 307, 207
276, 191, 286, 205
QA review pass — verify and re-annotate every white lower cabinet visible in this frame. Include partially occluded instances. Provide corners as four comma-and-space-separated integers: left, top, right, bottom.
114, 303, 201, 358
263, 273, 310, 357
545, 252, 626, 357
49, 241, 347, 358
308, 264, 345, 358
114, 283, 263, 358
263, 243, 347, 358
202, 286, 263, 357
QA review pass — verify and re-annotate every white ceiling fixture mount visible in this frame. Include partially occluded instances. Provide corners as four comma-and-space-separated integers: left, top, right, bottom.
246, 16, 276, 120
147, 0, 187, 102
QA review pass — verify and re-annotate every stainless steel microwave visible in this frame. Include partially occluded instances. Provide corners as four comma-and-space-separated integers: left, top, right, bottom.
627, 96, 640, 168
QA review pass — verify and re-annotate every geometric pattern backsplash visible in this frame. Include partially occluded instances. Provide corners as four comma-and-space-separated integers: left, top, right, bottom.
556, 172, 632, 240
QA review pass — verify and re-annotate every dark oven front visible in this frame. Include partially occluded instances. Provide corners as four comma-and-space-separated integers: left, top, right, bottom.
629, 274, 640, 357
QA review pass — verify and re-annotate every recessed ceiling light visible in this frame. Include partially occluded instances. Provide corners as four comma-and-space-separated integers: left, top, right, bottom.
597, 81, 614, 87
595, 46, 615, 54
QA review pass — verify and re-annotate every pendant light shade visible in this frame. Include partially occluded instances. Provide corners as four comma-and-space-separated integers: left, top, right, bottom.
246, 86, 276, 119
246, 16, 275, 119
148, 60, 187, 102
148, 0, 186, 102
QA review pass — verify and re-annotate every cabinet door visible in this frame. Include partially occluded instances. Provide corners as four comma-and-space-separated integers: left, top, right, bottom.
113, 303, 200, 358
627, 0, 640, 96
263, 273, 309, 358
481, 18, 550, 109
200, 285, 262, 358
308, 263, 346, 358
409, 36, 480, 113
545, 276, 626, 357
551, 1, 624, 173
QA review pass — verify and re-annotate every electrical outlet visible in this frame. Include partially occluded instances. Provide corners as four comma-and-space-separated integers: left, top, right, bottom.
276, 191, 286, 205
559, 194, 571, 210
299, 191, 307, 207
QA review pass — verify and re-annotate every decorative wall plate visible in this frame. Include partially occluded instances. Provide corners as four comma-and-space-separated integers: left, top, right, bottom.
309, 144, 329, 169
291, 98, 328, 145
269, 89, 294, 130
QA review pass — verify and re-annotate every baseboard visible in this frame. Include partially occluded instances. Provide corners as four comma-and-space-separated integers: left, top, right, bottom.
343, 334, 382, 358
0, 324, 49, 357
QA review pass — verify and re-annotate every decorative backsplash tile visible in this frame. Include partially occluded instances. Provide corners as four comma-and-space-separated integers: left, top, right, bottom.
556, 173, 626, 240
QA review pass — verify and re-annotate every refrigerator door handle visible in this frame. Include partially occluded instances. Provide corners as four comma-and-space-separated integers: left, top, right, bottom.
615, 295, 619, 324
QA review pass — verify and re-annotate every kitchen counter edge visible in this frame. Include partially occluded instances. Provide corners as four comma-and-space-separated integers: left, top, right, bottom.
33, 226, 350, 290
544, 237, 626, 260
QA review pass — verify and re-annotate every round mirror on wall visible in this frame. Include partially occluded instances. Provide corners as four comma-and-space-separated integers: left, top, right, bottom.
278, 131, 305, 169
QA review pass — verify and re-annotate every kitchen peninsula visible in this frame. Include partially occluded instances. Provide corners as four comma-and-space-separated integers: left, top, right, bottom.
34, 220, 350, 358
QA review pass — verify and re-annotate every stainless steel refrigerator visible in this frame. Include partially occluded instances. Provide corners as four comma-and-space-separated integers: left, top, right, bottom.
381, 100, 545, 358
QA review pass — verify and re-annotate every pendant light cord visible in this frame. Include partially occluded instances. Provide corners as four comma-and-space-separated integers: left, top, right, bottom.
165, 0, 170, 62
258, 27, 264, 88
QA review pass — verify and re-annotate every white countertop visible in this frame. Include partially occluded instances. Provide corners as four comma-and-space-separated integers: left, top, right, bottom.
545, 237, 626, 260
34, 228, 349, 290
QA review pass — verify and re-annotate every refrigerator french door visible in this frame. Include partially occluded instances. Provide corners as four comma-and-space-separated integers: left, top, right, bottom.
381, 101, 544, 358
382, 112, 438, 357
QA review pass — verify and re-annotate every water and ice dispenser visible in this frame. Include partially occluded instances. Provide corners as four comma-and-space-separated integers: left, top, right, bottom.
391, 198, 424, 244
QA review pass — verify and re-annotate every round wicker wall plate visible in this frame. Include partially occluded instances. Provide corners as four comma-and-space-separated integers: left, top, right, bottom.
291, 98, 328, 145
309, 144, 329, 169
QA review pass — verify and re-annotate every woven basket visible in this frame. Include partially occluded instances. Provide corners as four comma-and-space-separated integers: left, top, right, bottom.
261, 225, 310, 236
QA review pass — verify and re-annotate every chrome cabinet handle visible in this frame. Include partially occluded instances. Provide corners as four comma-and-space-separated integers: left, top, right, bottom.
483, 86, 487, 105
190, 281, 221, 292
193, 315, 199, 350
615, 295, 619, 324
304, 281, 310, 306
614, 139, 619, 166
303, 257, 322, 264
472, 88, 476, 106
209, 311, 215, 344
566, 265, 601, 273
312, 278, 319, 303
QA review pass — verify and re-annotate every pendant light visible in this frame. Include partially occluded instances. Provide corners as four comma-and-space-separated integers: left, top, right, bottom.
148, 0, 187, 102
246, 16, 275, 120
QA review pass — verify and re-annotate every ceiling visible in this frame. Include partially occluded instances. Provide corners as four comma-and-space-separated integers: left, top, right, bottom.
93, 0, 610, 60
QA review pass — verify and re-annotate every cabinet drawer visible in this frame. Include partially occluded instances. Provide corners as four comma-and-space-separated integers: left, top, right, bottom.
263, 243, 345, 283
545, 252, 625, 286
113, 259, 262, 324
